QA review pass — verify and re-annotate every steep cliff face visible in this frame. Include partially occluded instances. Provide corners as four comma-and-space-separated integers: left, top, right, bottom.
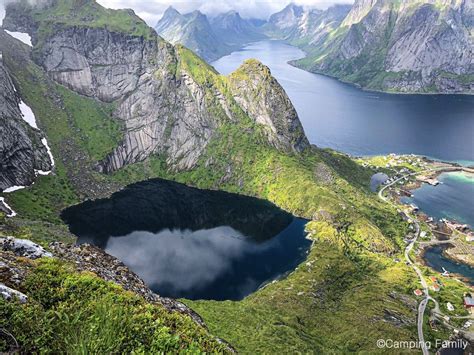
0, 39, 51, 191
265, 4, 351, 49
229, 60, 309, 152
293, 0, 473, 93
3, 0, 308, 174
267, 3, 305, 35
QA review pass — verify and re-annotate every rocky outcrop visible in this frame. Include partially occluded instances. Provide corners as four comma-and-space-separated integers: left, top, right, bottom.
229, 59, 309, 152
0, 45, 51, 191
0, 237, 52, 259
0, 236, 206, 326
292, 0, 474, 93
4, 0, 309, 174
0, 283, 28, 303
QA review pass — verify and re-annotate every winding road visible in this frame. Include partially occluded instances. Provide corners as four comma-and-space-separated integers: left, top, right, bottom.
378, 169, 437, 355
378, 167, 474, 353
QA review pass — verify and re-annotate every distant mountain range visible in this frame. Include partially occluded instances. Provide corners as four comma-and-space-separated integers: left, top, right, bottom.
288, 0, 473, 93
155, 1, 473, 94
155, 7, 266, 62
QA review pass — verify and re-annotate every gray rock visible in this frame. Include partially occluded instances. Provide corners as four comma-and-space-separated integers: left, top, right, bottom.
0, 236, 53, 259
0, 283, 28, 303
0, 39, 52, 191
228, 59, 309, 153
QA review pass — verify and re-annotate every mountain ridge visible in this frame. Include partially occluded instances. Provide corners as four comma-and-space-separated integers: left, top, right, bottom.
155, 6, 266, 62
290, 0, 474, 93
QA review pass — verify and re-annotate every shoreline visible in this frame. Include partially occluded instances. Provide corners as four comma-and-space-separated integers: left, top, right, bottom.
212, 39, 474, 96
418, 244, 474, 283
285, 46, 473, 96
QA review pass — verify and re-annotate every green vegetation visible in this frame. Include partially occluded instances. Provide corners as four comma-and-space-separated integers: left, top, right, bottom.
186, 234, 418, 353
55, 86, 122, 161
10, 0, 156, 47
0, 258, 229, 353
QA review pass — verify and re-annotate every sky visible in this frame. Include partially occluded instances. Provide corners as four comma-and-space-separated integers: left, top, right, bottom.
96, 0, 353, 25
0, 0, 353, 28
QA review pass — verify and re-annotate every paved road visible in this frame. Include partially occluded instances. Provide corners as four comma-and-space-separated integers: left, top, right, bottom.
378, 167, 474, 352
378, 169, 435, 355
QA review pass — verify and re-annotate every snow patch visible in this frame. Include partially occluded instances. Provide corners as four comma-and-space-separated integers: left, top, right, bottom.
19, 100, 38, 129
0, 197, 17, 218
41, 138, 55, 167
18, 100, 54, 168
3, 185, 26, 193
36, 170, 51, 176
5, 30, 32, 47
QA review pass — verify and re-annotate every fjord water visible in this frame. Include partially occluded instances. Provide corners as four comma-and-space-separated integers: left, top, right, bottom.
62, 179, 310, 300
212, 40, 474, 164
423, 245, 474, 286
401, 172, 474, 227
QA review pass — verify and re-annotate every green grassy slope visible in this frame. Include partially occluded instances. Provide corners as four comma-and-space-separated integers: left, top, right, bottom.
0, 257, 230, 353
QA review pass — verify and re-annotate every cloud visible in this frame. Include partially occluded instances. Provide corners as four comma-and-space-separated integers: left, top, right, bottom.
96, 0, 353, 26
0, 0, 353, 27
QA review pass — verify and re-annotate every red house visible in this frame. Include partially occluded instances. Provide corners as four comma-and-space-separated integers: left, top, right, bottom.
464, 296, 474, 308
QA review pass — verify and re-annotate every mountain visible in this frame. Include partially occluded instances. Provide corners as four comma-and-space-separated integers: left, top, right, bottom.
4, 1, 308, 176
155, 7, 267, 62
155, 7, 231, 62
265, 4, 351, 48
210, 10, 266, 45
267, 3, 305, 36
291, 0, 474, 93
0, 38, 52, 191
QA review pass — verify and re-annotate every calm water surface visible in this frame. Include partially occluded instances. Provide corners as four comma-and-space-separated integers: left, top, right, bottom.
401, 172, 474, 227
212, 40, 474, 164
423, 245, 474, 286
62, 179, 311, 300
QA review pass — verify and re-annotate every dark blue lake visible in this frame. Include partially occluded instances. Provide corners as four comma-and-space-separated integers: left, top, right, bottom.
212, 40, 474, 165
62, 179, 310, 300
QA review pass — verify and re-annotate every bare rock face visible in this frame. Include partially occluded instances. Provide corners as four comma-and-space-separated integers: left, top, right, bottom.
296, 0, 473, 93
0, 48, 51, 191
228, 59, 309, 153
18, 23, 222, 172
3, 0, 309, 174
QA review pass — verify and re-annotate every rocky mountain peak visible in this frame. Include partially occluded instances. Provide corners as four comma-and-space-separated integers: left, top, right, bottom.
3, 0, 309, 175
228, 59, 309, 153
269, 3, 305, 29
341, 0, 379, 27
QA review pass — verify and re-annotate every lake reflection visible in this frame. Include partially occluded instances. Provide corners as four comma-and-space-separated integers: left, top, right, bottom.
62, 178, 310, 300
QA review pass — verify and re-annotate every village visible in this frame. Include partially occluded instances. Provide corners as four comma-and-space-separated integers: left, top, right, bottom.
358, 153, 474, 346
